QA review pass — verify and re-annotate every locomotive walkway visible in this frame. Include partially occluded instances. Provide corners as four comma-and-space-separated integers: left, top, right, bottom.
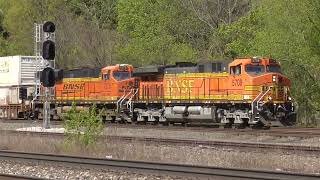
0, 150, 318, 180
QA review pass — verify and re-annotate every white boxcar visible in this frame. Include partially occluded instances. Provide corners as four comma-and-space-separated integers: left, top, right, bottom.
0, 88, 9, 105
0, 56, 49, 87
0, 56, 48, 119
0, 87, 22, 105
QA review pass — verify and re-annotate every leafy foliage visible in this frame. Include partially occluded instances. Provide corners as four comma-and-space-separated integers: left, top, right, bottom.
117, 0, 200, 65
63, 103, 104, 147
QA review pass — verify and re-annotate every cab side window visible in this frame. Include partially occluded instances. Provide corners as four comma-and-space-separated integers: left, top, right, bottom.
230, 65, 241, 75
103, 74, 109, 80
103, 70, 110, 80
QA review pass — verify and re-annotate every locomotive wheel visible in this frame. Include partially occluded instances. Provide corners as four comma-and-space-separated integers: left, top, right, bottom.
250, 122, 270, 129
152, 121, 159, 125
219, 123, 232, 129
161, 122, 169, 126
232, 124, 246, 129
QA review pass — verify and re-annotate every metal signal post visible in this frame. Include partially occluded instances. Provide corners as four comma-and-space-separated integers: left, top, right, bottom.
43, 87, 50, 129
42, 21, 55, 129
34, 21, 56, 129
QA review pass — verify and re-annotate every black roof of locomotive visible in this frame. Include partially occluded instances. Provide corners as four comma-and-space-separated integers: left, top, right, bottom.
132, 62, 197, 76
133, 61, 228, 76
133, 65, 165, 76
63, 67, 102, 78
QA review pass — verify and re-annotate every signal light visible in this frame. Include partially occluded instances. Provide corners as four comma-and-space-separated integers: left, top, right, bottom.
19, 87, 28, 100
42, 40, 55, 60
43, 21, 55, 33
42, 21, 55, 60
40, 67, 55, 87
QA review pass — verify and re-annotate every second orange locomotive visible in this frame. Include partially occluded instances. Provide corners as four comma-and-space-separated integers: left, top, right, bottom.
51, 57, 295, 127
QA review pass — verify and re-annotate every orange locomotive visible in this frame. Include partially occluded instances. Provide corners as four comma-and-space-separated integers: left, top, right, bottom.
49, 57, 295, 127
55, 64, 135, 102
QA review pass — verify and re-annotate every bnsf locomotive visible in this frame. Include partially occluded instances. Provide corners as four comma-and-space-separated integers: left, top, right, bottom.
28, 57, 295, 128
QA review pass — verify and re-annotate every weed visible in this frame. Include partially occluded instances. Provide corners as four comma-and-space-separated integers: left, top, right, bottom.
63, 103, 104, 147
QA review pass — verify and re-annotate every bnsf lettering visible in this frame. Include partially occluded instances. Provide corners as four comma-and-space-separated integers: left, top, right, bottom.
63, 83, 85, 90
166, 79, 194, 95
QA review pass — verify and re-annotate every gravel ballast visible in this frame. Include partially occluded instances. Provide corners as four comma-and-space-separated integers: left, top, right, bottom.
0, 160, 189, 180
0, 121, 319, 176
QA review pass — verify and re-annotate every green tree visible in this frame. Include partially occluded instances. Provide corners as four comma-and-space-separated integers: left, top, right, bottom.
0, 0, 35, 55
66, 0, 118, 29
117, 0, 200, 66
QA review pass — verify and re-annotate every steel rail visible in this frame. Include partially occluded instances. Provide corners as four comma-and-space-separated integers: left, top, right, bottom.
2, 119, 320, 138
0, 173, 44, 180
108, 135, 320, 152
0, 150, 318, 180
2, 130, 320, 153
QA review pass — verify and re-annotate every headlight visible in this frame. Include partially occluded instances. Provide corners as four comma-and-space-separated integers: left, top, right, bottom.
288, 96, 292, 101
268, 96, 272, 101
272, 75, 277, 82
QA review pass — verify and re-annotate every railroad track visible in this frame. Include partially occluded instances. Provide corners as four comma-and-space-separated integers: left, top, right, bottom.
2, 130, 320, 153
0, 150, 318, 180
0, 173, 44, 180
111, 136, 320, 152
2, 119, 320, 138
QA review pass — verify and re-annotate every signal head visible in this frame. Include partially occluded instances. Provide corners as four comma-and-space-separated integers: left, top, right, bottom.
43, 21, 55, 33
42, 40, 55, 60
41, 67, 56, 87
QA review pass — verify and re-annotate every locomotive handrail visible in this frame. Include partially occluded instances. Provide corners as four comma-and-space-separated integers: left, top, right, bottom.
251, 86, 271, 114
118, 88, 134, 112
116, 89, 127, 112
127, 88, 139, 113
256, 86, 271, 110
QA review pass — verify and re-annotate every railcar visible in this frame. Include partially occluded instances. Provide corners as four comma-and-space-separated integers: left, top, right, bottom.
34, 57, 296, 128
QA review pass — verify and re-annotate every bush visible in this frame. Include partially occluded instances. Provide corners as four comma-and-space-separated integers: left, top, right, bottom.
63, 103, 104, 147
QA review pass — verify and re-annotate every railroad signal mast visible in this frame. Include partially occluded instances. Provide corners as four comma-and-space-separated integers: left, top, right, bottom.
34, 21, 56, 129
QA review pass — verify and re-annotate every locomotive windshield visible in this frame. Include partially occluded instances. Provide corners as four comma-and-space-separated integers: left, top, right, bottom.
113, 71, 131, 81
267, 65, 282, 73
245, 65, 265, 74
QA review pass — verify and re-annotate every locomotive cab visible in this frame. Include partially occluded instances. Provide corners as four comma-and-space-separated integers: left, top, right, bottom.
100, 64, 137, 98
101, 64, 134, 82
229, 57, 295, 126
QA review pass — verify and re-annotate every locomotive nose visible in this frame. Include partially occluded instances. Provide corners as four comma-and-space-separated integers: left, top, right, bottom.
271, 73, 290, 86
266, 73, 291, 102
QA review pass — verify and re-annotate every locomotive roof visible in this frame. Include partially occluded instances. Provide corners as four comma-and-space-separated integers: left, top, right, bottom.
133, 61, 228, 76
229, 57, 278, 67
63, 67, 101, 78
